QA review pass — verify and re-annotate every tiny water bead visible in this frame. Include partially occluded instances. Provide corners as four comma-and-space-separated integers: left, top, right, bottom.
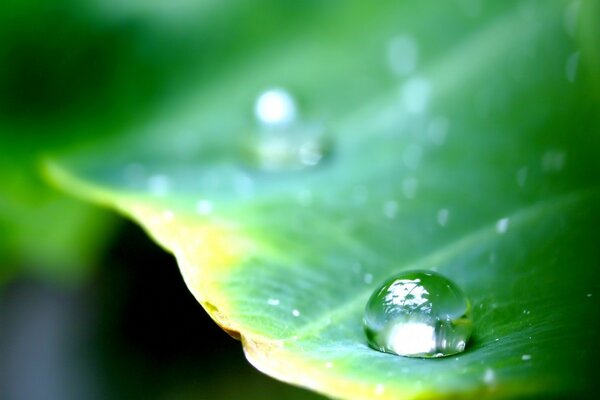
364, 270, 473, 358
248, 87, 330, 170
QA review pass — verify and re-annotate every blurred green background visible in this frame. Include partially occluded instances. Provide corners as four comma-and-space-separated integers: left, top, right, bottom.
0, 0, 597, 399
0, 0, 331, 398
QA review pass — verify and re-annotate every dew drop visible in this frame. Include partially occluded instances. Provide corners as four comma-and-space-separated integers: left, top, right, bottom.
255, 88, 297, 126
427, 116, 449, 145
251, 88, 329, 170
402, 177, 418, 199
401, 77, 431, 114
565, 51, 580, 83
195, 200, 213, 215
402, 144, 422, 170
267, 298, 280, 306
496, 218, 509, 234
364, 270, 473, 358
516, 166, 528, 188
483, 368, 496, 384
292, 309, 301, 317
541, 150, 566, 172
521, 354, 532, 361
383, 200, 398, 219
437, 208, 449, 227
148, 174, 170, 196
387, 35, 419, 76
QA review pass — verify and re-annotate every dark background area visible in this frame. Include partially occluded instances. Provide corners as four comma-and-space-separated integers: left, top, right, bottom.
0, 219, 321, 400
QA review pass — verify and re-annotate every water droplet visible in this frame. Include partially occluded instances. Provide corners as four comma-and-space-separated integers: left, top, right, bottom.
148, 174, 170, 197
427, 117, 449, 145
521, 354, 532, 361
565, 51, 580, 83
364, 270, 473, 358
255, 88, 297, 126
516, 166, 528, 187
251, 89, 329, 170
292, 309, 301, 317
400, 77, 431, 114
402, 177, 418, 199
383, 200, 398, 219
403, 144, 422, 170
437, 208, 449, 227
196, 200, 213, 215
483, 368, 496, 384
267, 298, 280, 306
541, 150, 566, 172
496, 218, 509, 234
387, 35, 419, 76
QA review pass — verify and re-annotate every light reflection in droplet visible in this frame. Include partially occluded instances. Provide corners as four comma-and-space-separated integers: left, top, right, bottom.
403, 144, 422, 170
401, 77, 431, 114
383, 200, 398, 219
148, 174, 170, 196
516, 166, 528, 187
387, 35, 419, 76
437, 208, 449, 227
254, 88, 297, 126
541, 150, 566, 172
196, 200, 213, 215
565, 51, 580, 83
496, 218, 509, 234
427, 117, 449, 145
402, 177, 418, 199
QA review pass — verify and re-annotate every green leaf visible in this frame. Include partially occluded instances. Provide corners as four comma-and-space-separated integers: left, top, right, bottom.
46, 0, 600, 398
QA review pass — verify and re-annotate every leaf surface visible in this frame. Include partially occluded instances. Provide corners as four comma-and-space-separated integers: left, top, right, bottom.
46, 1, 600, 398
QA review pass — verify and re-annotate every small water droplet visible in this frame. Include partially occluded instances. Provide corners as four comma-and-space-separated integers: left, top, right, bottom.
401, 77, 431, 114
496, 218, 509, 234
383, 200, 399, 219
402, 177, 418, 199
148, 174, 170, 196
483, 368, 496, 384
255, 88, 297, 126
196, 200, 213, 215
387, 35, 419, 76
403, 144, 422, 170
516, 166, 528, 187
541, 150, 566, 172
267, 298, 280, 306
364, 270, 473, 358
427, 117, 449, 145
437, 208, 449, 227
251, 89, 329, 170
521, 354, 532, 361
296, 189, 313, 207
565, 51, 580, 83
292, 309, 301, 317
353, 185, 369, 205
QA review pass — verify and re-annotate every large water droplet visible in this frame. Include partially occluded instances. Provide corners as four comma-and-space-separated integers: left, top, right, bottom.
363, 270, 473, 358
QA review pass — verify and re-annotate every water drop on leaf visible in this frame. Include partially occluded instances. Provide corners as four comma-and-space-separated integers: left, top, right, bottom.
363, 270, 473, 358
